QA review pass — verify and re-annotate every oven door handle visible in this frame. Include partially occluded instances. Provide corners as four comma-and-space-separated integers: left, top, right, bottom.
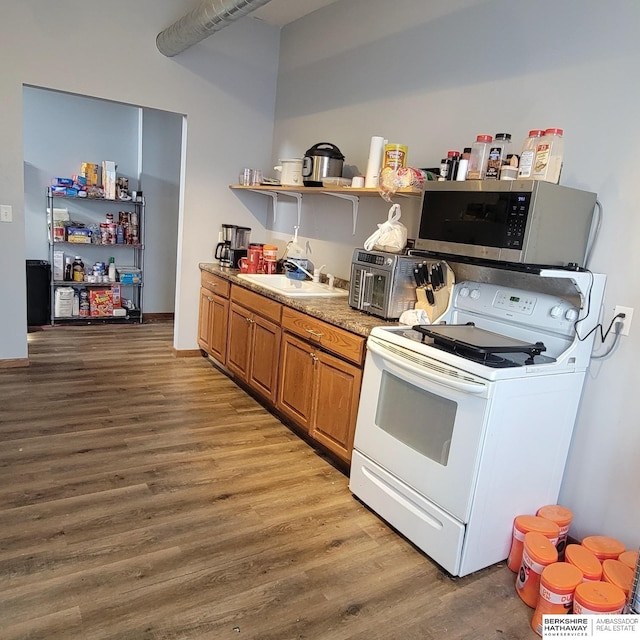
367, 340, 488, 394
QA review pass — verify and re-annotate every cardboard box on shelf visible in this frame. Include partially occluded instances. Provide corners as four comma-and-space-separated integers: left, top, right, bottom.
89, 289, 113, 316
102, 161, 116, 200
81, 162, 100, 186
53, 251, 65, 281
66, 227, 92, 243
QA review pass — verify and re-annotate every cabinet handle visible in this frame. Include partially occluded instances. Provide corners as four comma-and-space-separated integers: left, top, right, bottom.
207, 296, 214, 302
246, 316, 254, 324
309, 352, 318, 363
306, 329, 323, 339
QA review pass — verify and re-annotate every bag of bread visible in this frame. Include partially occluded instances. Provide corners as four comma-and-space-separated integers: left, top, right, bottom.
363, 203, 407, 253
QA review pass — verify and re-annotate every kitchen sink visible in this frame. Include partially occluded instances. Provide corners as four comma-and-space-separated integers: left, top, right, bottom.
237, 274, 348, 298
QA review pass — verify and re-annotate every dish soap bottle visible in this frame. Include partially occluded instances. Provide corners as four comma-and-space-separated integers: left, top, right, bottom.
285, 226, 308, 280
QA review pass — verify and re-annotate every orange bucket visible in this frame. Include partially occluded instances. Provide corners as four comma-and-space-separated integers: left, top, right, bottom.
602, 558, 634, 596
573, 580, 626, 615
582, 535, 625, 561
507, 515, 560, 572
536, 505, 572, 558
619, 549, 638, 571
565, 543, 603, 582
515, 531, 558, 608
531, 562, 583, 636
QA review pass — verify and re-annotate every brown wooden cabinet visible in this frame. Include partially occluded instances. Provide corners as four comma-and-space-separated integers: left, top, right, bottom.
278, 307, 364, 464
198, 270, 367, 466
226, 285, 282, 404
198, 271, 230, 362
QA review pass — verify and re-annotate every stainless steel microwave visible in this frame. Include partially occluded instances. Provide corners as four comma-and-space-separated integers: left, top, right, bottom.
414, 181, 597, 266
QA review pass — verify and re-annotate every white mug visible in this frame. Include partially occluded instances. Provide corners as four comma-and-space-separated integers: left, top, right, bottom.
274, 158, 303, 186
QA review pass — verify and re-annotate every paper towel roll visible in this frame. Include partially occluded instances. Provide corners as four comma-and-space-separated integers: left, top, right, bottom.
365, 136, 385, 188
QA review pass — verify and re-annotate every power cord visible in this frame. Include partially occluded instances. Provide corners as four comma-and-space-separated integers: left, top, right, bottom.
572, 267, 626, 356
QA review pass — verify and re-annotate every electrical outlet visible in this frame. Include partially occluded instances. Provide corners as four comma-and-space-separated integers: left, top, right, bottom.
0, 204, 12, 223
614, 305, 633, 336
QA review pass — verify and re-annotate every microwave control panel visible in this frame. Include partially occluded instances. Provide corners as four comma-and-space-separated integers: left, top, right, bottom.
505, 193, 531, 248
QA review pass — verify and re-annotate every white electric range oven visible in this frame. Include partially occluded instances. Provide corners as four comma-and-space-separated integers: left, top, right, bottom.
349, 268, 606, 577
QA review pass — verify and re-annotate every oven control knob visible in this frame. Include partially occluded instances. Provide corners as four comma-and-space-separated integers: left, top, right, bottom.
459, 287, 470, 298
550, 305, 563, 318
565, 308, 579, 322
470, 289, 481, 300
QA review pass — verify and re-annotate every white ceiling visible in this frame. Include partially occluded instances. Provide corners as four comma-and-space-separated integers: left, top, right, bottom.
250, 0, 341, 26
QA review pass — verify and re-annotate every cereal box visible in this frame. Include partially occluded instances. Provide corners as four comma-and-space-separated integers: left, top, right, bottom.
89, 289, 114, 316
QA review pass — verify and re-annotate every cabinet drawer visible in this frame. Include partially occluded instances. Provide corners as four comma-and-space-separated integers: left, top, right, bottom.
281, 307, 365, 366
201, 270, 230, 298
231, 285, 282, 324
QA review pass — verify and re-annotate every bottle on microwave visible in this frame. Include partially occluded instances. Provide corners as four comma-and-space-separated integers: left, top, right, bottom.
467, 135, 493, 180
485, 133, 512, 180
518, 129, 546, 179
532, 128, 565, 184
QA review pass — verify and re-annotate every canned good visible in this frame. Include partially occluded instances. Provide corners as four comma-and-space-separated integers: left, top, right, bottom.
383, 144, 408, 170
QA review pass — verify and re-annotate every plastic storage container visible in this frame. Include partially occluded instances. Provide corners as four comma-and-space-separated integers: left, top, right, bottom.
532, 128, 564, 183
573, 581, 626, 615
565, 543, 603, 582
485, 133, 512, 180
507, 514, 560, 572
517, 129, 546, 179
515, 531, 558, 608
536, 504, 573, 559
582, 535, 625, 561
531, 562, 583, 636
602, 559, 634, 596
466, 134, 493, 180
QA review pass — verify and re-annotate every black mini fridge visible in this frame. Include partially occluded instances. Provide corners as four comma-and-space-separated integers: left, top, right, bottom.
26, 260, 51, 326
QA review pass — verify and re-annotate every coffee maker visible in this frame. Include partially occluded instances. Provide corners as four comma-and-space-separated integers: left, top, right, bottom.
215, 224, 251, 268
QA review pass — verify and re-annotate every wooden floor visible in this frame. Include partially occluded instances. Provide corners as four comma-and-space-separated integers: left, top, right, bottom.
0, 323, 536, 639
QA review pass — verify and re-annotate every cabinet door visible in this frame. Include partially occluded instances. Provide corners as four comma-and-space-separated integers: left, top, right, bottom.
277, 332, 316, 432
248, 314, 281, 404
227, 302, 252, 380
198, 288, 229, 362
208, 294, 229, 363
198, 287, 213, 353
310, 350, 363, 464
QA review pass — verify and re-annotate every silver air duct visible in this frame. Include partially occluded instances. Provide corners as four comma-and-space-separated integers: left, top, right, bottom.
156, 0, 274, 57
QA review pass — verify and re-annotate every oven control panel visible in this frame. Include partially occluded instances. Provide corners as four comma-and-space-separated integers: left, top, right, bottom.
493, 290, 536, 315
454, 282, 579, 335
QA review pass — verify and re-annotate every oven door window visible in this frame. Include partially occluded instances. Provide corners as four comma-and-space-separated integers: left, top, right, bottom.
369, 273, 389, 312
376, 370, 455, 466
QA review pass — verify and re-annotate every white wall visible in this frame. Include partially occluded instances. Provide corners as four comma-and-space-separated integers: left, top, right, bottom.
271, 0, 640, 545
141, 107, 182, 313
0, 0, 278, 359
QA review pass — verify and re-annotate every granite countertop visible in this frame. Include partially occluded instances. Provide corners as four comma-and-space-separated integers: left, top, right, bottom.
199, 263, 399, 338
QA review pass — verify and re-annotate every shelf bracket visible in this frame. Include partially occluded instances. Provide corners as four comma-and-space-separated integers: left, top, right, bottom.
323, 192, 360, 235
250, 189, 279, 223
249, 189, 302, 228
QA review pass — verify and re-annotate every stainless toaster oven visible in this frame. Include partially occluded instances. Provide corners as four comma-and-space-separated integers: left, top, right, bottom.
349, 249, 423, 319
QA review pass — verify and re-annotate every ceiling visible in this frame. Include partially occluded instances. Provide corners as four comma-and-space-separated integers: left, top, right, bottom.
250, 0, 342, 26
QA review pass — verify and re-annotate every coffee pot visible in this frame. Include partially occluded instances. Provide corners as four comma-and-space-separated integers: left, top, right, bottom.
215, 224, 251, 268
